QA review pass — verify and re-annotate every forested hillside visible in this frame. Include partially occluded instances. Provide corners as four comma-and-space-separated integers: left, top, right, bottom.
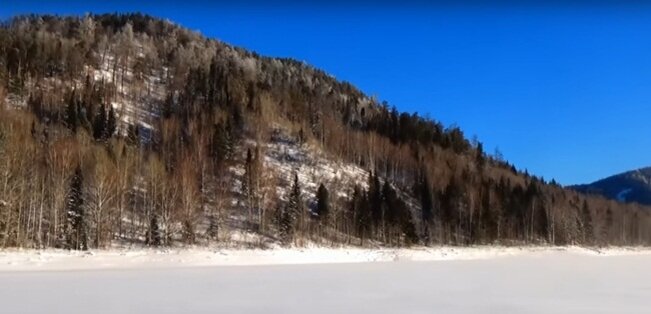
572, 167, 651, 206
0, 13, 649, 249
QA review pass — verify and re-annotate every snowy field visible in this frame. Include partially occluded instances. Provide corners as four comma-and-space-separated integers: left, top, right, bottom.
0, 247, 650, 313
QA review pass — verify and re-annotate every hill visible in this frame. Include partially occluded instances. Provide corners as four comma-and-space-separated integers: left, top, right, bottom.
572, 167, 651, 206
0, 13, 649, 249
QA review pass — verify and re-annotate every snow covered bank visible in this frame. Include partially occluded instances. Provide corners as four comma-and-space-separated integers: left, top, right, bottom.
0, 246, 649, 271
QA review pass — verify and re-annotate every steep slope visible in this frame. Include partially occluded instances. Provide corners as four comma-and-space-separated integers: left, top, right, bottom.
0, 13, 650, 249
572, 167, 651, 205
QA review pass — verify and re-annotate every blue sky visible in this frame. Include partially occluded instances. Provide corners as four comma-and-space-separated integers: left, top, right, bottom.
3, 1, 651, 185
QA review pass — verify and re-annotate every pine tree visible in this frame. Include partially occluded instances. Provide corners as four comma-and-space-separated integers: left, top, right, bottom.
368, 172, 382, 228
182, 219, 196, 244
65, 95, 79, 133
147, 213, 162, 246
476, 141, 486, 171
92, 105, 107, 140
582, 200, 594, 244
243, 148, 253, 205
106, 105, 117, 139
212, 122, 232, 164
65, 165, 87, 250
280, 172, 301, 243
419, 173, 434, 224
316, 183, 330, 220
602, 207, 613, 243
207, 215, 219, 241
351, 185, 371, 244
418, 172, 434, 243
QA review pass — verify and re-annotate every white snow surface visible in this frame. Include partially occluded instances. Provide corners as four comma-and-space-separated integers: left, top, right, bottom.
1, 247, 651, 313
0, 246, 647, 271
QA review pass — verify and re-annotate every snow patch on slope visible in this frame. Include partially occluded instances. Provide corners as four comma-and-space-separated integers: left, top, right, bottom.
617, 188, 633, 202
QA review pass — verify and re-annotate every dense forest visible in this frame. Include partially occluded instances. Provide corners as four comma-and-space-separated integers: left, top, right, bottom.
0, 13, 650, 250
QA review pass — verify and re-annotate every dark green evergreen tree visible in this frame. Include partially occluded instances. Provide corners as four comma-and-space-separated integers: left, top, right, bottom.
106, 105, 117, 139
65, 165, 87, 250
368, 172, 382, 228
65, 95, 79, 133
602, 207, 613, 243
476, 141, 486, 171
207, 215, 219, 240
280, 172, 301, 243
418, 172, 434, 243
351, 185, 370, 243
419, 173, 434, 224
147, 213, 162, 246
316, 183, 330, 220
243, 148, 254, 204
582, 200, 594, 244
212, 122, 232, 165
92, 105, 107, 140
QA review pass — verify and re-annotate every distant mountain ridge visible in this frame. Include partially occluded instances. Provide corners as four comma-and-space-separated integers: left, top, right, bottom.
571, 167, 651, 205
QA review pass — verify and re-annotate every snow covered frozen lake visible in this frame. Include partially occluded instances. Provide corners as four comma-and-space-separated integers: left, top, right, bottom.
0, 247, 650, 313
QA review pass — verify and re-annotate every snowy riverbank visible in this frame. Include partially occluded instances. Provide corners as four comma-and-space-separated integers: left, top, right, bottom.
0, 245, 649, 271
3, 249, 651, 313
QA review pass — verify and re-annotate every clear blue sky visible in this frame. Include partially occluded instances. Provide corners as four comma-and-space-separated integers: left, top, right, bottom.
3, 1, 651, 185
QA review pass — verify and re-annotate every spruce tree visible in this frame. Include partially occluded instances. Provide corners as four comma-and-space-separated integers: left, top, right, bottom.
147, 213, 162, 246
316, 183, 330, 220
351, 186, 370, 243
243, 148, 253, 204
582, 200, 594, 244
280, 172, 301, 243
418, 172, 434, 243
419, 173, 434, 224
65, 165, 87, 250
92, 105, 107, 140
207, 214, 219, 240
476, 142, 486, 171
368, 172, 382, 228
602, 207, 613, 243
106, 105, 117, 139
65, 96, 79, 133
212, 122, 232, 164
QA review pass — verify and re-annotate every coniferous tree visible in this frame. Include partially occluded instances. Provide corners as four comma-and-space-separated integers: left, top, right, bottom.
582, 200, 594, 244
419, 173, 434, 224
147, 213, 162, 246
381, 180, 397, 241
65, 95, 80, 133
65, 165, 87, 250
93, 105, 107, 140
602, 207, 613, 243
418, 172, 434, 243
207, 215, 219, 240
212, 122, 232, 165
316, 183, 330, 220
280, 172, 301, 243
368, 172, 382, 229
182, 220, 196, 244
243, 148, 254, 207
351, 185, 371, 244
476, 142, 486, 171
106, 105, 117, 139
